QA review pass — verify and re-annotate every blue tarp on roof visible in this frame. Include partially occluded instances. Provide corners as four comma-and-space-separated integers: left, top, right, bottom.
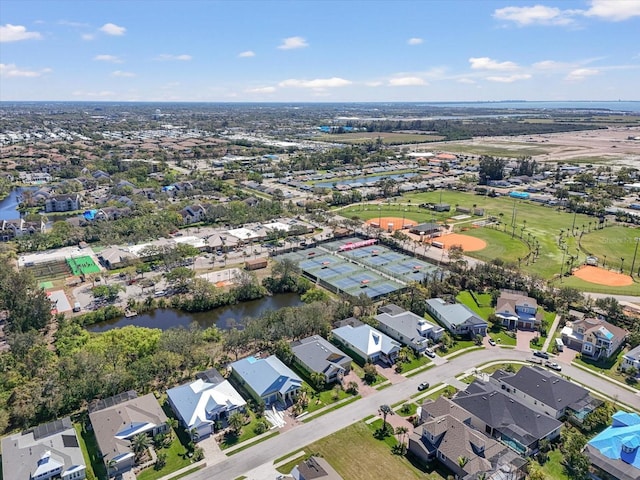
83, 210, 97, 221
509, 191, 530, 199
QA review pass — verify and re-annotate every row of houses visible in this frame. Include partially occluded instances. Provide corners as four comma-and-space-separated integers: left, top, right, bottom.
409, 365, 605, 479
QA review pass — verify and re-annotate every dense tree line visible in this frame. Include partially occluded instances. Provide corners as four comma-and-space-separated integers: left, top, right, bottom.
345, 118, 603, 140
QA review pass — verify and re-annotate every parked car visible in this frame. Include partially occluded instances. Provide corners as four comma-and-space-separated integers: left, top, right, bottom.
424, 348, 436, 358
545, 361, 562, 371
488, 338, 496, 346
417, 382, 430, 391
533, 350, 549, 359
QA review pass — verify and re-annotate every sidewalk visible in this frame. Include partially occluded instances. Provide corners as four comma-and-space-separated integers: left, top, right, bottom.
542, 314, 562, 352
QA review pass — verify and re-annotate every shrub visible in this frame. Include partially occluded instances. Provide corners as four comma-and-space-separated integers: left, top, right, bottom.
253, 419, 269, 435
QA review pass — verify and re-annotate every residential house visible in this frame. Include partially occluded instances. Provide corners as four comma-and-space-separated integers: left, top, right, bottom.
93, 206, 132, 221
92, 170, 111, 180
452, 378, 562, 456
1, 417, 86, 480
585, 411, 640, 480
291, 456, 343, 480
88, 391, 168, 476
167, 373, 246, 441
426, 298, 487, 338
291, 335, 352, 384
331, 323, 400, 365
487, 366, 601, 421
44, 193, 81, 213
409, 412, 526, 480
494, 290, 542, 330
375, 304, 444, 353
561, 317, 628, 360
621, 345, 640, 372
0, 218, 45, 242
230, 355, 302, 406
180, 204, 208, 225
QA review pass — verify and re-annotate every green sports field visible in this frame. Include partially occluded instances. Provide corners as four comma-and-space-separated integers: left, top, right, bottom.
67, 255, 101, 276
336, 191, 640, 293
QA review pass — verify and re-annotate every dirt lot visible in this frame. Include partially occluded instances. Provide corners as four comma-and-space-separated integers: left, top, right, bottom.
442, 126, 640, 165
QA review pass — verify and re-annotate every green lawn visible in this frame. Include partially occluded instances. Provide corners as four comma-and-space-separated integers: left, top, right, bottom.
573, 349, 639, 390
220, 411, 271, 449
489, 329, 517, 346
303, 421, 449, 480
540, 449, 569, 480
579, 226, 640, 274
479, 363, 524, 375
137, 434, 192, 480
453, 226, 530, 267
455, 290, 494, 319
74, 421, 107, 480
396, 402, 418, 417
443, 339, 477, 355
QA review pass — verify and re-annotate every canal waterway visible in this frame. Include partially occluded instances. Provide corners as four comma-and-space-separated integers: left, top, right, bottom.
0, 187, 32, 221
87, 292, 302, 332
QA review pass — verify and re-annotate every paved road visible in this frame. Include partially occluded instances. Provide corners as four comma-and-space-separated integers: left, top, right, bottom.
185, 348, 640, 480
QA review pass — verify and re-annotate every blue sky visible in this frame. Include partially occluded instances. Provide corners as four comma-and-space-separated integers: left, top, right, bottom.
1, 0, 639, 102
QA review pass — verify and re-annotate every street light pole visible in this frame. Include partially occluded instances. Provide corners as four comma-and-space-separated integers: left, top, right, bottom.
630, 238, 640, 277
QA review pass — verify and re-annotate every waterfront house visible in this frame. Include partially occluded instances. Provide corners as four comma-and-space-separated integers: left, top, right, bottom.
230, 355, 302, 406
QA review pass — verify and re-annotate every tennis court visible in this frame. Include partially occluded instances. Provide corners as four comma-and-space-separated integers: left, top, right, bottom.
277, 248, 405, 299
66, 255, 101, 276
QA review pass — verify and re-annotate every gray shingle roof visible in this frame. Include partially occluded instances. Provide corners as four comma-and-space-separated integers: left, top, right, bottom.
291, 335, 352, 377
500, 366, 590, 411
453, 382, 562, 448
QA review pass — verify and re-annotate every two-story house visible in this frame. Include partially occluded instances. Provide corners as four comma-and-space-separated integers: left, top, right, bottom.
426, 298, 487, 338
561, 317, 628, 360
1, 417, 86, 480
291, 335, 352, 385
621, 345, 640, 373
494, 290, 542, 330
487, 366, 601, 421
375, 304, 444, 353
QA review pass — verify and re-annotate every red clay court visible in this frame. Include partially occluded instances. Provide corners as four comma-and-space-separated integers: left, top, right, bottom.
429, 233, 487, 252
573, 265, 633, 287
365, 216, 418, 231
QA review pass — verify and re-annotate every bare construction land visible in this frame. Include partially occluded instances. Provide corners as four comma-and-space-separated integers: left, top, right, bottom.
434, 126, 640, 165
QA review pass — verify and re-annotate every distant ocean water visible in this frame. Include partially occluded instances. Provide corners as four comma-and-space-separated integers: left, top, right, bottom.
420, 101, 640, 113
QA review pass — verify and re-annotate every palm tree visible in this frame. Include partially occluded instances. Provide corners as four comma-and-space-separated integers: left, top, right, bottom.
457, 456, 469, 468
166, 418, 178, 440
379, 404, 393, 427
131, 433, 150, 461
310, 372, 326, 391
228, 411, 245, 435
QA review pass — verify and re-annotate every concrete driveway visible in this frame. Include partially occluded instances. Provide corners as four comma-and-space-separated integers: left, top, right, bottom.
516, 329, 539, 352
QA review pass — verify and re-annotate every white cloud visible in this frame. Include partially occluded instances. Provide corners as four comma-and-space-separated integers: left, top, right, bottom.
111, 70, 136, 77
493, 5, 574, 26
532, 60, 567, 70
389, 76, 427, 86
407, 37, 423, 45
155, 54, 192, 61
278, 36, 308, 50
0, 24, 42, 42
99, 23, 126, 36
246, 86, 276, 93
0, 63, 50, 77
58, 20, 89, 28
94, 54, 122, 63
81, 33, 95, 41
584, 0, 640, 21
365, 81, 383, 87
238, 50, 255, 58
565, 68, 599, 81
470, 57, 519, 71
486, 74, 532, 83
457, 78, 476, 84
278, 77, 351, 88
